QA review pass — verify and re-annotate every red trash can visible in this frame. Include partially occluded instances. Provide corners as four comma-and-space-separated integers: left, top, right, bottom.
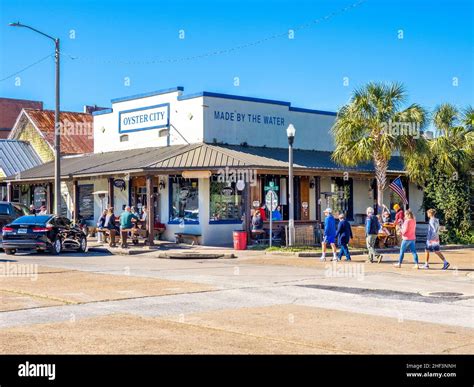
233, 230, 247, 250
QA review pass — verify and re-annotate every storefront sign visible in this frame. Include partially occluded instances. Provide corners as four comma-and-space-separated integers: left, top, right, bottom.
119, 103, 169, 133
114, 179, 126, 191
213, 110, 285, 126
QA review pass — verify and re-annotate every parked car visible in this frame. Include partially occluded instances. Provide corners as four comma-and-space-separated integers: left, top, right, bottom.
2, 215, 87, 255
0, 202, 30, 248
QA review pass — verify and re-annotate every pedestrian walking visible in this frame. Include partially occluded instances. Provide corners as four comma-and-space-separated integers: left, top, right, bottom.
365, 207, 383, 263
423, 209, 450, 270
320, 208, 337, 261
394, 209, 419, 269
336, 213, 353, 261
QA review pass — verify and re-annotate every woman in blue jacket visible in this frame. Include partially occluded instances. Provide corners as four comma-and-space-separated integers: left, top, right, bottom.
336, 212, 353, 261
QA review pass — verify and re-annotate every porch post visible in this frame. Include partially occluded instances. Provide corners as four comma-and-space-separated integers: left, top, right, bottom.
72, 180, 79, 223
6, 182, 13, 202
243, 181, 251, 243
146, 175, 155, 246
108, 177, 114, 209
47, 182, 54, 213
315, 176, 321, 222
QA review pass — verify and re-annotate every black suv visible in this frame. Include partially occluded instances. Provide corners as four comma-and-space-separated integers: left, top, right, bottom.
2, 215, 87, 255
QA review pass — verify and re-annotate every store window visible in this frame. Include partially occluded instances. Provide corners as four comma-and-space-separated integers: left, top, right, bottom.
209, 176, 244, 223
330, 177, 353, 221
169, 177, 199, 223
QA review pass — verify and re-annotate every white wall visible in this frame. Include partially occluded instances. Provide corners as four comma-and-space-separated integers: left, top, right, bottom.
94, 90, 205, 153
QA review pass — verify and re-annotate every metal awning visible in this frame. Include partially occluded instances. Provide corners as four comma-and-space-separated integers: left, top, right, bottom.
4, 142, 406, 182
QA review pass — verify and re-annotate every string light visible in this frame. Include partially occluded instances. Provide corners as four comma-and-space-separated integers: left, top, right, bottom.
63, 0, 365, 66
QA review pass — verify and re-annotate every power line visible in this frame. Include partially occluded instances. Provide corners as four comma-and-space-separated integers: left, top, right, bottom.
63, 0, 366, 66
0, 53, 53, 82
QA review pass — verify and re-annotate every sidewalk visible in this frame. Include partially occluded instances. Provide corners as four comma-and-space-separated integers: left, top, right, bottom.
87, 237, 473, 259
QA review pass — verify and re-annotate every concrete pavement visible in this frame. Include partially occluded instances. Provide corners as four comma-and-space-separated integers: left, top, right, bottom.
0, 247, 472, 353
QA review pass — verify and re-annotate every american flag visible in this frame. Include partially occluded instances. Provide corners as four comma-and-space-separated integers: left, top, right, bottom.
389, 177, 408, 205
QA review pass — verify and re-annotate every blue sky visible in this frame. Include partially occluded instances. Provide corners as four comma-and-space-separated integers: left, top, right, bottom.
0, 0, 472, 114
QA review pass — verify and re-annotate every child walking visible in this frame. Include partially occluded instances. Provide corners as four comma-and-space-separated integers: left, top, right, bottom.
423, 209, 450, 270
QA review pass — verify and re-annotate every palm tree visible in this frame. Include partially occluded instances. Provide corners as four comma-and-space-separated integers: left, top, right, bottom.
331, 82, 429, 213
430, 103, 474, 176
424, 103, 474, 239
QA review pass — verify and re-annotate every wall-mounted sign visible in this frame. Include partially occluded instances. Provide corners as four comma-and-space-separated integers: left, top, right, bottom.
118, 103, 170, 134
182, 170, 212, 179
78, 184, 94, 221
213, 110, 285, 126
236, 180, 245, 191
221, 187, 234, 196
114, 179, 126, 191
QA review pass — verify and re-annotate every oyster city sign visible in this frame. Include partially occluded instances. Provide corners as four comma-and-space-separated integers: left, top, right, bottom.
118, 103, 170, 133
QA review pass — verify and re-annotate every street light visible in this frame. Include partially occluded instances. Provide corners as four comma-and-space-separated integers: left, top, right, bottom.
286, 124, 296, 246
9, 22, 61, 215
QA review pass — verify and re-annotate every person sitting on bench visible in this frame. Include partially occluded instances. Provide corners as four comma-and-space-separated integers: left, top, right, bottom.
119, 206, 139, 248
251, 211, 265, 242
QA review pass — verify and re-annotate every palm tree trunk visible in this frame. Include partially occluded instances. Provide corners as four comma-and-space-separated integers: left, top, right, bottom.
374, 153, 388, 215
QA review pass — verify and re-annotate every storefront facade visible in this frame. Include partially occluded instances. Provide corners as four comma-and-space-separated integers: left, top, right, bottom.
6, 87, 425, 246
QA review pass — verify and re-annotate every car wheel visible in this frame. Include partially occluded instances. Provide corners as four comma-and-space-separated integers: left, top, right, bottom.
51, 238, 62, 255
4, 249, 15, 255
78, 236, 87, 253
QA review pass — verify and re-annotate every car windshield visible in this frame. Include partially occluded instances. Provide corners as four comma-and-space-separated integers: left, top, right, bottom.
11, 215, 52, 225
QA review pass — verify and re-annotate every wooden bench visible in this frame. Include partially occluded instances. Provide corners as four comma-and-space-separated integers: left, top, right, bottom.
175, 232, 201, 245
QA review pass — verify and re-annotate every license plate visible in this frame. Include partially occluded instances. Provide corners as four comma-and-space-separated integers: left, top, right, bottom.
17, 228, 27, 234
